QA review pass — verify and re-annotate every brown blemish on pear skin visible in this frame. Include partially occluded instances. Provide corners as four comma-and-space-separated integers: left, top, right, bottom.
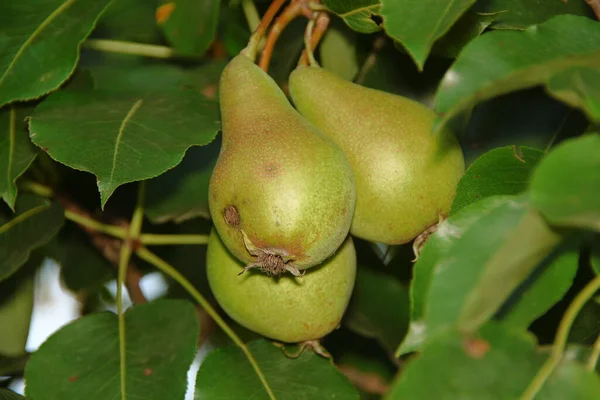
223, 205, 241, 229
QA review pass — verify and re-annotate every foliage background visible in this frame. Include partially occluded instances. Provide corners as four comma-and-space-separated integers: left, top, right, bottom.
0, 0, 599, 399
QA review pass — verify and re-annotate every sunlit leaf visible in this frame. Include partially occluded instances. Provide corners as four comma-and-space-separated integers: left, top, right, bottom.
473, 0, 595, 30
546, 67, 600, 123
530, 134, 600, 232
435, 15, 600, 129
387, 323, 545, 399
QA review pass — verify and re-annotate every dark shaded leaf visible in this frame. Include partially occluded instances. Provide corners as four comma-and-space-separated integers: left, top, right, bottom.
158, 0, 220, 56
435, 15, 600, 129
0, 106, 38, 210
29, 90, 220, 207
451, 146, 544, 214
386, 323, 545, 399
25, 299, 198, 400
380, 0, 476, 68
0, 195, 64, 282
432, 12, 499, 60
96, 0, 161, 43
547, 67, 600, 123
195, 339, 359, 399
473, 0, 595, 30
322, 0, 382, 33
0, 254, 40, 356
0, 389, 25, 400
0, 0, 113, 107
145, 138, 220, 224
530, 134, 600, 232
49, 224, 115, 292
344, 266, 410, 354
320, 19, 360, 81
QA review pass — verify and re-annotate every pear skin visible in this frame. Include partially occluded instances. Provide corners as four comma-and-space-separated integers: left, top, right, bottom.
289, 66, 464, 245
206, 229, 356, 343
209, 55, 356, 275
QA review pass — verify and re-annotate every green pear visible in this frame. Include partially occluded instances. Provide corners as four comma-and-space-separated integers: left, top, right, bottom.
209, 55, 356, 276
289, 66, 465, 245
206, 229, 356, 343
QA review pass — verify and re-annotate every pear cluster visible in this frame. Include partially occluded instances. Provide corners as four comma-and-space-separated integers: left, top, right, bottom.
206, 53, 464, 343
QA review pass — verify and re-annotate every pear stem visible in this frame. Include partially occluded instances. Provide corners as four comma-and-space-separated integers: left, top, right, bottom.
258, 1, 306, 72
242, 0, 289, 61
303, 16, 319, 67
241, 0, 261, 32
298, 12, 329, 67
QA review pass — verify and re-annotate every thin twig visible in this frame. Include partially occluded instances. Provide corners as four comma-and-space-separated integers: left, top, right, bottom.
241, 0, 261, 32
135, 247, 277, 400
298, 12, 330, 66
354, 36, 386, 85
259, 1, 304, 72
139, 233, 209, 246
84, 39, 193, 60
242, 0, 289, 60
520, 275, 600, 400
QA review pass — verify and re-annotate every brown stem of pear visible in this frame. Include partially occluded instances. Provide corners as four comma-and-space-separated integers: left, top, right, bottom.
298, 12, 330, 67
242, 0, 289, 61
258, 1, 304, 72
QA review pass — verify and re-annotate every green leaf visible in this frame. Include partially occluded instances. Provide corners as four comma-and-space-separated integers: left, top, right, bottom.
431, 11, 499, 60
530, 134, 600, 232
319, 20, 359, 81
195, 339, 359, 399
538, 361, 600, 399
344, 266, 410, 354
0, 0, 113, 107
397, 196, 511, 355
25, 299, 199, 400
0, 389, 25, 400
322, 0, 382, 33
50, 224, 115, 292
435, 15, 600, 128
502, 247, 578, 329
451, 146, 544, 214
29, 90, 221, 207
380, 0, 476, 69
425, 196, 562, 335
547, 67, 600, 123
158, 0, 220, 56
473, 0, 595, 30
0, 195, 64, 282
145, 138, 220, 224
0, 258, 38, 356
96, 0, 161, 43
568, 297, 600, 345
386, 323, 545, 399
0, 106, 38, 210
